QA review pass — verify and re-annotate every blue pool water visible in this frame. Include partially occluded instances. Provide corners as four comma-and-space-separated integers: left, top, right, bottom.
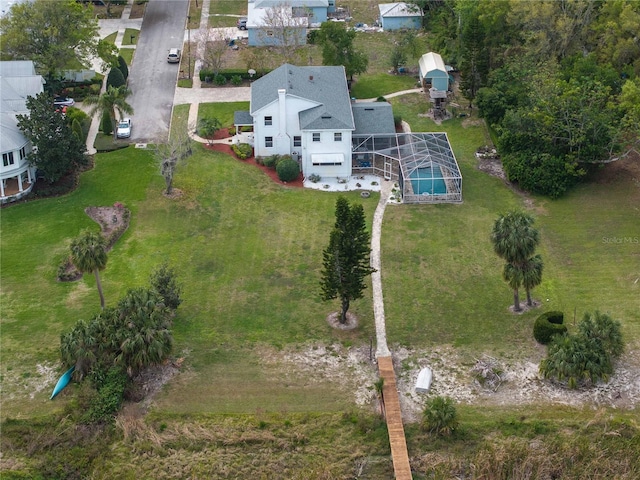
409, 165, 447, 195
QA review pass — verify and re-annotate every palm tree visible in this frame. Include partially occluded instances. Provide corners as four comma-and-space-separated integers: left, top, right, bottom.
114, 288, 172, 376
491, 211, 539, 264
491, 211, 542, 309
70, 230, 108, 309
84, 85, 133, 139
503, 262, 524, 311
422, 396, 459, 436
522, 254, 544, 306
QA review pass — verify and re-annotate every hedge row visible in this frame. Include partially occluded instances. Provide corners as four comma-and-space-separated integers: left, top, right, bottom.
199, 68, 269, 82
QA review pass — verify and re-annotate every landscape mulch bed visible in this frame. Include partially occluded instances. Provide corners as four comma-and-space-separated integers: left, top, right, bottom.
203, 138, 304, 188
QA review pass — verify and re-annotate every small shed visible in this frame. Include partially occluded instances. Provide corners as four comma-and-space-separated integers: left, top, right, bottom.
419, 52, 449, 92
378, 2, 422, 31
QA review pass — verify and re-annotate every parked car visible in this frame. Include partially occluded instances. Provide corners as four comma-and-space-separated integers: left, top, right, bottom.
54, 96, 75, 107
237, 17, 247, 30
116, 118, 132, 138
167, 48, 181, 63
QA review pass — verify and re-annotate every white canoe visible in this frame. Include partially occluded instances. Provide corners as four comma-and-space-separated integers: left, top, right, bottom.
415, 367, 432, 393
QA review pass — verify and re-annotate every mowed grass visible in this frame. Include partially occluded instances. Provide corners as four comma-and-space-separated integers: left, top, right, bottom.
1, 93, 638, 420
383, 93, 640, 350
0, 142, 377, 418
198, 101, 250, 128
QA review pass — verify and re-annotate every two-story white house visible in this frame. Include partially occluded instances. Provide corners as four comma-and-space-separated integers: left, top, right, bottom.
249, 63, 356, 178
236, 63, 463, 204
0, 60, 44, 203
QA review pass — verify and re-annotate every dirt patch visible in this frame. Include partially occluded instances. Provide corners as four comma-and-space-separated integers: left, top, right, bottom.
162, 188, 184, 200
85, 205, 128, 240
255, 341, 640, 424
326, 311, 358, 330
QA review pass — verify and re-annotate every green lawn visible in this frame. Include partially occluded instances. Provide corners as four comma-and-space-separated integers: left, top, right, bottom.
350, 73, 419, 99
198, 101, 250, 128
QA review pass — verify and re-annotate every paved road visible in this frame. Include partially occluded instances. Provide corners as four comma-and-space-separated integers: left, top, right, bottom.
128, 0, 188, 142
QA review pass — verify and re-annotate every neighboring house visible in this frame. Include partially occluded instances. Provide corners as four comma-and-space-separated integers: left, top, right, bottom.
0, 60, 44, 203
378, 2, 422, 31
237, 63, 463, 204
247, 0, 330, 46
418, 51, 449, 92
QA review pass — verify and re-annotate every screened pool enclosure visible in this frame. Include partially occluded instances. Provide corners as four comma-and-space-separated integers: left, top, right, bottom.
352, 133, 462, 204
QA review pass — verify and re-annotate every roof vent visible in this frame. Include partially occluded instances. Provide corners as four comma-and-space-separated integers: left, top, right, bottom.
365, 108, 374, 111
309, 75, 314, 81
321, 115, 331, 119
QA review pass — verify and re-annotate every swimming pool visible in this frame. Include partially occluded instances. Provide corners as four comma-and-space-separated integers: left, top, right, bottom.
409, 165, 447, 195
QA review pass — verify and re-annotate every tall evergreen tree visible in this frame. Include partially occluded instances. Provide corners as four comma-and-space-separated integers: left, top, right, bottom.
459, 14, 489, 107
320, 197, 376, 324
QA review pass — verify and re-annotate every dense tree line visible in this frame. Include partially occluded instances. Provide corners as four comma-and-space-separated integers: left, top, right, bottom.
418, 0, 640, 197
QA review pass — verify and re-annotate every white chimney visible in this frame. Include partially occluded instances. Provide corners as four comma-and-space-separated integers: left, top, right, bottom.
278, 88, 286, 137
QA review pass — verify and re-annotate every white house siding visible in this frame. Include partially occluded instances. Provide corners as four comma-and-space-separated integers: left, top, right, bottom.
301, 129, 352, 178
253, 95, 318, 158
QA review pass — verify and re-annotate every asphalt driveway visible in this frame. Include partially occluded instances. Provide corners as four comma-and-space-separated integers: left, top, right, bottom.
127, 0, 188, 142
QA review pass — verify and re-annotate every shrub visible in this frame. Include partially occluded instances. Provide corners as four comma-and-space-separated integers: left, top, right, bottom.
117, 55, 129, 80
262, 154, 280, 169
230, 75, 243, 86
214, 74, 227, 85
197, 117, 222, 139
106, 67, 125, 89
540, 311, 624, 388
232, 143, 253, 160
276, 157, 300, 182
308, 173, 321, 183
66, 106, 89, 126
149, 262, 182, 310
82, 366, 129, 424
376, 96, 386, 102
100, 110, 113, 136
393, 114, 402, 128
422, 396, 458, 436
228, 126, 236, 136
533, 311, 567, 345
72, 118, 84, 143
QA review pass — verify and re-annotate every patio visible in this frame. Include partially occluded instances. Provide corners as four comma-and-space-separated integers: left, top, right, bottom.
303, 174, 383, 193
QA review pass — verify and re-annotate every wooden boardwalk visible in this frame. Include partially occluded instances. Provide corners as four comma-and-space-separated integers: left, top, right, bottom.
378, 356, 413, 480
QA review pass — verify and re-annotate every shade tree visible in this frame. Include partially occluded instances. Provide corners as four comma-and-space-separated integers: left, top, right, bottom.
16, 92, 88, 184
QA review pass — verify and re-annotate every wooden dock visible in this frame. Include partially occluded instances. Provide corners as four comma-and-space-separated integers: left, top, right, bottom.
378, 356, 413, 480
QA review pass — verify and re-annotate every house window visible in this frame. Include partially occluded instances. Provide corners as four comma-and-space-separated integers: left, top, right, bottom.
334, 132, 342, 142
264, 116, 272, 126
312, 133, 320, 142
266, 30, 274, 37
293, 136, 301, 147
265, 136, 273, 148
3, 152, 15, 167
19, 147, 26, 160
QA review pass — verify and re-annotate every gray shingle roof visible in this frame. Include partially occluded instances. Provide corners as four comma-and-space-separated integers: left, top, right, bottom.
352, 102, 395, 135
250, 63, 354, 131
